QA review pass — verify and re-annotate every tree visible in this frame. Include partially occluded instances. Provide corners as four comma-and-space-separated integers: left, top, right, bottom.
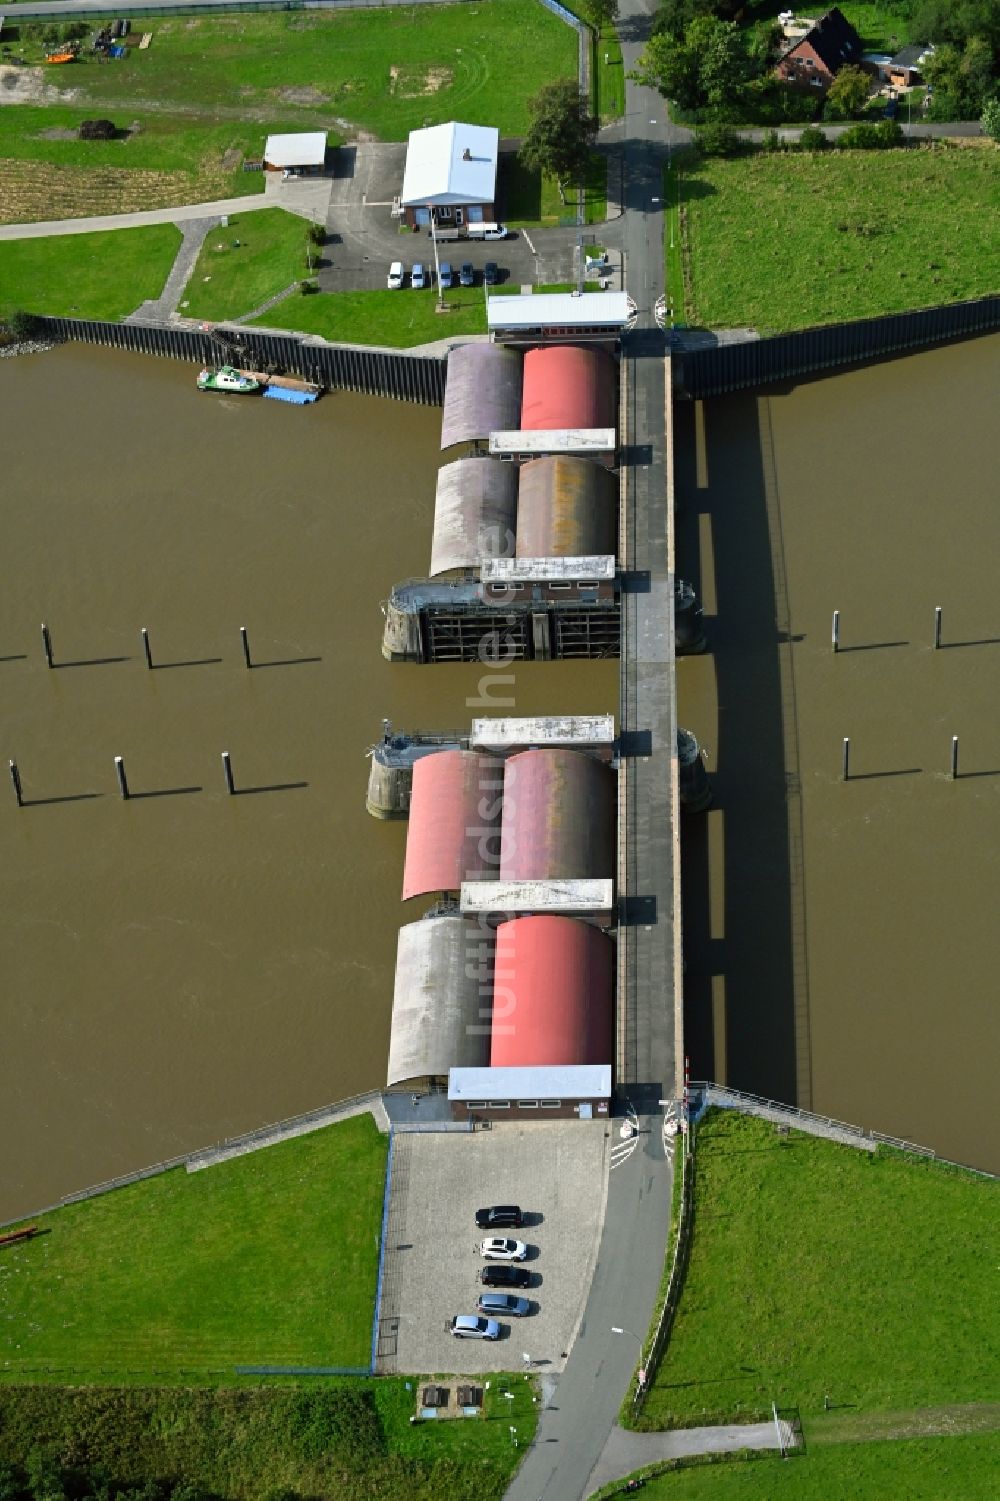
632, 13, 755, 115
825, 64, 871, 119
982, 95, 1000, 139
580, 0, 617, 31
519, 79, 598, 203
630, 30, 703, 110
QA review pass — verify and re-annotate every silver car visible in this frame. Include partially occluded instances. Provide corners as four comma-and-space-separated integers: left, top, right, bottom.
450, 1314, 501, 1340
477, 1292, 530, 1318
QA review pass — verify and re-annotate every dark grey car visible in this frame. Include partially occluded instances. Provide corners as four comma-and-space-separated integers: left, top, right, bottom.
477, 1292, 530, 1318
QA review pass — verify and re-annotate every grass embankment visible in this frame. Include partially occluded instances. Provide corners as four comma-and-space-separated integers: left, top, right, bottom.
0, 1375, 539, 1501
637, 1111, 998, 1431
679, 142, 1000, 331
591, 1433, 1000, 1500
0, 1114, 387, 1383
252, 283, 582, 346
0, 109, 267, 224
179, 208, 313, 320
0, 223, 180, 319
662, 161, 684, 321
504, 150, 607, 228
2, 8, 574, 140
594, 25, 625, 123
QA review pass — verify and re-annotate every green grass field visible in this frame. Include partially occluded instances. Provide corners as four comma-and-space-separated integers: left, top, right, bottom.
179, 208, 313, 320
680, 143, 1000, 331
594, 26, 625, 123
4, 7, 575, 142
252, 285, 489, 345
592, 1433, 1000, 1500
663, 162, 684, 320
0, 1114, 388, 1383
0, 223, 180, 319
504, 149, 607, 227
636, 1111, 998, 1431
0, 1375, 539, 1501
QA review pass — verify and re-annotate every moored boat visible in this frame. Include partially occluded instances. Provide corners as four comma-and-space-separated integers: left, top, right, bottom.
197, 365, 262, 394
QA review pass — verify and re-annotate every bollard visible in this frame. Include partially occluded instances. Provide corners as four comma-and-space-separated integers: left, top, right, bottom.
950, 736, 959, 780
141, 628, 153, 670
41, 623, 53, 669
934, 607, 942, 650
114, 755, 130, 800
240, 626, 252, 670
222, 751, 235, 795
9, 760, 23, 808
832, 610, 840, 654
842, 737, 850, 782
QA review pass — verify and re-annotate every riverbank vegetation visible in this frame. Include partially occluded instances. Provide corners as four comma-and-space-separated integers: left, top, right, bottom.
0, 1115, 387, 1384
676, 140, 999, 330
0, 223, 180, 321
0, 1375, 539, 1501
1, 4, 574, 142
633, 1110, 998, 1434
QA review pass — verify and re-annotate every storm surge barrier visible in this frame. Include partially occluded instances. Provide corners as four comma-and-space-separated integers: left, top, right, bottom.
32, 315, 446, 405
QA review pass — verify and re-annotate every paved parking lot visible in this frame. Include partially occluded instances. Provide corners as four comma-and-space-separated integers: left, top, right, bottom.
377, 1121, 610, 1375
309, 142, 585, 294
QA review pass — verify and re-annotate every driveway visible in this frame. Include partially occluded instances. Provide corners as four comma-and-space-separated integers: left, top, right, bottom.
377, 1121, 610, 1377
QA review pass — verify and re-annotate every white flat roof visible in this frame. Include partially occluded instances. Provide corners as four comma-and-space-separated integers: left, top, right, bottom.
449, 1064, 612, 1100
489, 429, 616, 456
481, 555, 616, 582
401, 121, 499, 207
471, 715, 616, 748
487, 291, 634, 331
263, 131, 327, 168
460, 878, 614, 913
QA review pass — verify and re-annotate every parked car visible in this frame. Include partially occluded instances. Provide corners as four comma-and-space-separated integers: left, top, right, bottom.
459, 262, 475, 287
387, 261, 404, 290
484, 261, 499, 286
450, 1314, 501, 1340
477, 1292, 530, 1318
480, 1237, 527, 1262
480, 1263, 530, 1289
476, 1205, 523, 1229
438, 261, 453, 289
467, 222, 508, 241
411, 262, 427, 290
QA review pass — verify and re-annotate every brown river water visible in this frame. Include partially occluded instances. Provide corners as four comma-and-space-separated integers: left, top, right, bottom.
676, 333, 1000, 1174
0, 345, 616, 1221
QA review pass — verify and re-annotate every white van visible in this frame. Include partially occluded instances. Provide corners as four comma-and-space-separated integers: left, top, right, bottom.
466, 222, 508, 241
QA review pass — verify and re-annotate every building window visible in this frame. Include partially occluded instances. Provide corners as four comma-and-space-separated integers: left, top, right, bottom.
487, 1100, 511, 1108
540, 1100, 562, 1108
464, 1101, 487, 1108
805, 57, 814, 66
518, 1100, 539, 1108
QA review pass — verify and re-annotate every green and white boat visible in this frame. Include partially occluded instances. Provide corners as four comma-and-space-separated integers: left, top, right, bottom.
197, 364, 262, 394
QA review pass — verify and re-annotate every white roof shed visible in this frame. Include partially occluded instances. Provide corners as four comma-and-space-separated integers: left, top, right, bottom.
401, 121, 499, 207
263, 132, 328, 169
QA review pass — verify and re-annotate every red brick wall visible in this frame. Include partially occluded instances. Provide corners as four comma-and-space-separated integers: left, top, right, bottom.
776, 38, 835, 91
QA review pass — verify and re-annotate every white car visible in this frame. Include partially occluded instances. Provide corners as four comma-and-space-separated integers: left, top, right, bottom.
387, 261, 404, 290
450, 1314, 501, 1340
480, 1236, 527, 1261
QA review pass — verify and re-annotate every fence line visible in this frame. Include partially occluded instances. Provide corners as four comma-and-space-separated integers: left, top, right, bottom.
678, 295, 1000, 399
7, 0, 479, 20
691, 1081, 934, 1156
631, 1121, 696, 1416
33, 316, 447, 405
369, 1127, 396, 1375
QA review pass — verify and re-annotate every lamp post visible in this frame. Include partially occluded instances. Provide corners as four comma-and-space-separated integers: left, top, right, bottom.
612, 1324, 646, 1387
427, 202, 443, 308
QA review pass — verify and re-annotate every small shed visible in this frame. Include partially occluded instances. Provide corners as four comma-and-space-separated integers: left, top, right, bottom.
449, 1063, 612, 1121
262, 131, 328, 174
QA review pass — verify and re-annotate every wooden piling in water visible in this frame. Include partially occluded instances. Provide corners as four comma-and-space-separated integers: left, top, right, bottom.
141, 628, 153, 669
951, 736, 959, 780
9, 760, 23, 807
222, 751, 235, 795
41, 623, 53, 668
934, 607, 942, 650
240, 627, 252, 669
842, 737, 850, 781
114, 755, 129, 800
832, 610, 840, 653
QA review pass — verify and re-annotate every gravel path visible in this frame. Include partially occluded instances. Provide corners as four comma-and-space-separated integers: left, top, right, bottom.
127, 215, 218, 322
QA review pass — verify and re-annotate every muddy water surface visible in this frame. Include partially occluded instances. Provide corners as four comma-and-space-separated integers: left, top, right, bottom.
0, 345, 616, 1220
677, 334, 1000, 1172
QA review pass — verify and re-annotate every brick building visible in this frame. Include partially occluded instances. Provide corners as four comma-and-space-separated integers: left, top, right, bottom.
775, 8, 864, 93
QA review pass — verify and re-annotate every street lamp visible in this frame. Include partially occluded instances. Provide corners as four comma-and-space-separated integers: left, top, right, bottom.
427, 202, 444, 308
612, 1326, 647, 1388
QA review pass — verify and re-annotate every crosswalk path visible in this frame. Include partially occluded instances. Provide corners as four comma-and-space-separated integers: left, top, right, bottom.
610, 1100, 640, 1170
